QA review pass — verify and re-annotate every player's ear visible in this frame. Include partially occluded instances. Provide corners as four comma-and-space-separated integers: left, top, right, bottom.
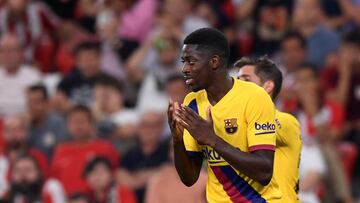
209, 55, 220, 70
263, 81, 275, 96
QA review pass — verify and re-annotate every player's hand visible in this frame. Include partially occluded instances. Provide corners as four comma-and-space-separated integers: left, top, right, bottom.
175, 105, 218, 146
167, 99, 184, 142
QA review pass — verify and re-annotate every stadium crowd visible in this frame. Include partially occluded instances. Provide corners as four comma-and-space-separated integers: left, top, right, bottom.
0, 0, 358, 202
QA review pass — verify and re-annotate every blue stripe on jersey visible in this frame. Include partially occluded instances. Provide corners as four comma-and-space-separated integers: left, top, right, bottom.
187, 151, 203, 157
219, 165, 267, 202
188, 99, 199, 114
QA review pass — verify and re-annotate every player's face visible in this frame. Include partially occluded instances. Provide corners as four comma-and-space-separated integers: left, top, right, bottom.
237, 65, 262, 86
181, 44, 212, 92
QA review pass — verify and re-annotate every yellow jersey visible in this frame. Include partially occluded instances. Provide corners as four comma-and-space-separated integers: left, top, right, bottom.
273, 110, 302, 203
183, 79, 282, 203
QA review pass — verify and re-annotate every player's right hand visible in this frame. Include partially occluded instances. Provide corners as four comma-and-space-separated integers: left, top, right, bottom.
168, 99, 184, 142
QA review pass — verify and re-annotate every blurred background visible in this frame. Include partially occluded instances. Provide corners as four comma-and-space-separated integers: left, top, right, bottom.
0, 0, 359, 202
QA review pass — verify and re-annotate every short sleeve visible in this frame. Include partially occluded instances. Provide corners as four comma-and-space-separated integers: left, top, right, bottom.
245, 90, 276, 152
182, 94, 202, 157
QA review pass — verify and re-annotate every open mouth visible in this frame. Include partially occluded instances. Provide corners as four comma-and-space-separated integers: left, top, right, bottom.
184, 76, 194, 85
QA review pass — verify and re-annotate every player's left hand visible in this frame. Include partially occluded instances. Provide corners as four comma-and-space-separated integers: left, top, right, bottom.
175, 105, 218, 146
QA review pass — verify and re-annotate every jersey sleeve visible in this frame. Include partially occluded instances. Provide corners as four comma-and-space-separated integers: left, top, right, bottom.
182, 93, 202, 156
245, 90, 276, 152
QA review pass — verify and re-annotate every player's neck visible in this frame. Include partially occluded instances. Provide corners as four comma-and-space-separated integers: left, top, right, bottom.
206, 75, 234, 106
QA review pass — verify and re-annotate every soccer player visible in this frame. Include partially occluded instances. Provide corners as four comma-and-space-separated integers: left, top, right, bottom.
168, 28, 282, 202
235, 57, 302, 202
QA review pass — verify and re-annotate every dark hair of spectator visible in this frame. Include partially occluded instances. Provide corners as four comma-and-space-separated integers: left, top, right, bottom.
73, 40, 101, 56
183, 28, 230, 66
282, 31, 307, 50
68, 193, 90, 202
235, 56, 283, 101
95, 74, 124, 93
13, 153, 42, 180
343, 27, 360, 46
28, 84, 48, 100
298, 63, 319, 76
83, 156, 112, 177
67, 105, 94, 122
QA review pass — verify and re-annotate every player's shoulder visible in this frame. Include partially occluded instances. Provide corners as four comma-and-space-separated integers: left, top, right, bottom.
183, 90, 206, 105
235, 79, 271, 98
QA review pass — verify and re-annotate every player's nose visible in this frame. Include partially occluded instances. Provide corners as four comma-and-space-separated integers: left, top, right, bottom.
182, 63, 190, 74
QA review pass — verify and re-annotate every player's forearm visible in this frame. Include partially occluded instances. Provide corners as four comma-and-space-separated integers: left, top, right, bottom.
209, 137, 274, 186
173, 139, 203, 187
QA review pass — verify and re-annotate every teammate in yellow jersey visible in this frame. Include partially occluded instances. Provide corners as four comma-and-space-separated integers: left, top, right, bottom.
167, 28, 282, 203
235, 56, 302, 203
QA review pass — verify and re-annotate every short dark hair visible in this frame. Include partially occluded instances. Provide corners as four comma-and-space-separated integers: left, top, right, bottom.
95, 74, 124, 93
235, 56, 283, 100
282, 31, 307, 50
83, 156, 112, 177
73, 40, 101, 56
343, 27, 360, 46
233, 57, 256, 69
67, 105, 94, 122
183, 28, 230, 66
28, 84, 48, 100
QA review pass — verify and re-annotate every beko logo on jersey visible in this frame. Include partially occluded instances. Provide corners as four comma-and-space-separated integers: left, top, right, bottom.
255, 122, 276, 131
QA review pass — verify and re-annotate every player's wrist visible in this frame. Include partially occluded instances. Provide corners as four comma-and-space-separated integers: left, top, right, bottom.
172, 136, 184, 145
207, 133, 221, 148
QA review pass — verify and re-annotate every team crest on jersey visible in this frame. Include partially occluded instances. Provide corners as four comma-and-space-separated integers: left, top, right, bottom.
224, 118, 238, 134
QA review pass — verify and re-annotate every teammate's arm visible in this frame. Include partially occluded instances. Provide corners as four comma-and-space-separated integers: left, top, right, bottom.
168, 100, 203, 186
175, 106, 274, 186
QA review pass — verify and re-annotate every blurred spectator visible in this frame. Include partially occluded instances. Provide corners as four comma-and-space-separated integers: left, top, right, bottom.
295, 65, 327, 203
51, 105, 119, 196
117, 111, 169, 203
68, 193, 91, 203
27, 84, 69, 159
298, 142, 327, 203
54, 21, 89, 75
84, 156, 137, 203
296, 65, 353, 203
76, 0, 121, 33
338, 0, 360, 26
319, 28, 360, 198
92, 75, 138, 153
55, 41, 108, 111
0, 114, 49, 198
235, 0, 294, 55
0, 33, 41, 116
0, 0, 60, 64
40, 0, 79, 20
165, 74, 190, 103
3, 154, 66, 203
277, 31, 307, 113
118, 0, 158, 43
126, 29, 181, 110
126, 29, 181, 87
319, 28, 360, 124
96, 9, 139, 81
161, 0, 209, 39
145, 141, 206, 203
293, 0, 341, 68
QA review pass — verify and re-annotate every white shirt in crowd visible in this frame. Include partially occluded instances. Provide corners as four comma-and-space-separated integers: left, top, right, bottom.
0, 65, 41, 116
